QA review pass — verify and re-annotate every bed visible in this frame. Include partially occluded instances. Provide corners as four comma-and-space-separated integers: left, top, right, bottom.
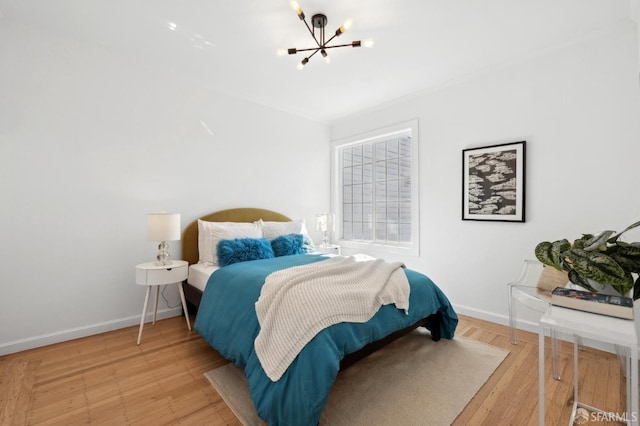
184, 208, 458, 425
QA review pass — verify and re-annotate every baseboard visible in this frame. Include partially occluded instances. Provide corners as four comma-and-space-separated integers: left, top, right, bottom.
453, 303, 617, 354
453, 303, 510, 326
0, 307, 183, 356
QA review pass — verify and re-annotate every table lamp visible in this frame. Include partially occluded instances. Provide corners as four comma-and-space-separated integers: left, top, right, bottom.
146, 212, 181, 265
316, 213, 334, 248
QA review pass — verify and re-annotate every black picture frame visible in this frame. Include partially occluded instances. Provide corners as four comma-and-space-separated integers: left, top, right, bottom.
462, 141, 526, 222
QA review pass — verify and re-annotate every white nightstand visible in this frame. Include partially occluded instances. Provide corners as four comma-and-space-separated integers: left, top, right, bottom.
135, 260, 190, 345
314, 245, 341, 255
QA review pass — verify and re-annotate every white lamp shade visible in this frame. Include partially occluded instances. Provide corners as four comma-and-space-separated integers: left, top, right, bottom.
316, 213, 334, 232
147, 213, 181, 242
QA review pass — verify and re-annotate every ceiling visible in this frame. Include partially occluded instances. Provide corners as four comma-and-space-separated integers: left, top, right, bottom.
0, 0, 634, 122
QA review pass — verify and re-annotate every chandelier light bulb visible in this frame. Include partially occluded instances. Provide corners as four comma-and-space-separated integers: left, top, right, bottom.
297, 57, 309, 70
276, 48, 287, 57
337, 19, 353, 37
362, 39, 374, 48
290, 0, 304, 19
321, 49, 330, 64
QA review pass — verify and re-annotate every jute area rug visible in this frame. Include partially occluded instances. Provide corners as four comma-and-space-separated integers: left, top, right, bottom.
204, 329, 509, 426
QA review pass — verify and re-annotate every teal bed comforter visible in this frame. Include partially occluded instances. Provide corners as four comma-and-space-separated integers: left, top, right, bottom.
194, 254, 458, 426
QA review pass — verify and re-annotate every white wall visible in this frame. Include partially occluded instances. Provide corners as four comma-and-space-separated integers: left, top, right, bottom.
636, 0, 640, 75
0, 22, 330, 354
331, 21, 640, 329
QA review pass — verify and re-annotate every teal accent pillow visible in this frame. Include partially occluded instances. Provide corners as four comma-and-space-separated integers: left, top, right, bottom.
217, 238, 275, 267
271, 234, 305, 257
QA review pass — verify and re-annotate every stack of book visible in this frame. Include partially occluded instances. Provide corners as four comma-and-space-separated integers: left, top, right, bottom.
551, 287, 634, 320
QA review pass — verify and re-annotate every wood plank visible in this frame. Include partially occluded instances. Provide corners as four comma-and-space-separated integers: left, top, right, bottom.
0, 358, 39, 426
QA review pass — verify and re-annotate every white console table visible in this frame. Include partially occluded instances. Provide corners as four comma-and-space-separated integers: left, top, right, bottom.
538, 306, 638, 425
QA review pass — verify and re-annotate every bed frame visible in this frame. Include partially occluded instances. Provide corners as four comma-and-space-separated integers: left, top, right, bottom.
181, 207, 441, 369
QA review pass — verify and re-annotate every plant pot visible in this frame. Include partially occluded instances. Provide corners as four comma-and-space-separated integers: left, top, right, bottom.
537, 266, 569, 292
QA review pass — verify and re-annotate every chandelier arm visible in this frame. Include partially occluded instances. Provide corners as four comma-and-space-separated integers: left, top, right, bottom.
290, 46, 325, 53
302, 19, 322, 48
320, 28, 349, 49
290, 41, 360, 55
307, 48, 321, 60
322, 42, 361, 49
324, 36, 337, 47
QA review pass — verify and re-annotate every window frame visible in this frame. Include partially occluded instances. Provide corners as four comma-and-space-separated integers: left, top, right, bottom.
331, 119, 420, 257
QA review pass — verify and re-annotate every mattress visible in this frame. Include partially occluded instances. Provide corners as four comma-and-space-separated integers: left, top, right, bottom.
188, 254, 332, 292
187, 263, 218, 291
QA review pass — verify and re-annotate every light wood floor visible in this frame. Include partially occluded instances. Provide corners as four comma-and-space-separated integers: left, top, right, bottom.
0, 314, 626, 425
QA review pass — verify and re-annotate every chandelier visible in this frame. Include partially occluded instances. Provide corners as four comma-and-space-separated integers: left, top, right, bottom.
278, 1, 373, 70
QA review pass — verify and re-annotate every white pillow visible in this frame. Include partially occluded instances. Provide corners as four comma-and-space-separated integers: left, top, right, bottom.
258, 219, 315, 252
198, 220, 262, 266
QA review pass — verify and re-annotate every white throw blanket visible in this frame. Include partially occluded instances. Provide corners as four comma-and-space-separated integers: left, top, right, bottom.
254, 255, 410, 381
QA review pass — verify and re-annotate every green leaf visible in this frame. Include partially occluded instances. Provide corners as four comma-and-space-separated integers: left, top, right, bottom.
564, 248, 633, 291
583, 230, 615, 251
572, 235, 591, 250
551, 240, 571, 269
567, 269, 598, 291
535, 240, 569, 270
534, 242, 552, 266
607, 220, 640, 244
608, 245, 640, 273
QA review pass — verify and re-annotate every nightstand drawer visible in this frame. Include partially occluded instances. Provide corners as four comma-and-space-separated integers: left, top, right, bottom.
315, 245, 341, 255
136, 262, 188, 285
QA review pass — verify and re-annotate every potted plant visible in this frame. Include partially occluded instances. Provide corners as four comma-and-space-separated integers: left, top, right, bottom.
534, 220, 640, 299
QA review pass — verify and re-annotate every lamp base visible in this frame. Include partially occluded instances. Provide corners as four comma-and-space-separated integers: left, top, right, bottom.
155, 241, 172, 266
321, 231, 330, 248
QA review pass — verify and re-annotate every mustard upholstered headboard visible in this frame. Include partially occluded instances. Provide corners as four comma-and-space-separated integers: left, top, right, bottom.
182, 208, 291, 265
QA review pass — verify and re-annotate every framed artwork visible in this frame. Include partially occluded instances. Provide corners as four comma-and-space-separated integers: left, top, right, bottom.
462, 141, 526, 222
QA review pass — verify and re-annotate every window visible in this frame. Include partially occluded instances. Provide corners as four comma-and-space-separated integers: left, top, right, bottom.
331, 120, 419, 256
